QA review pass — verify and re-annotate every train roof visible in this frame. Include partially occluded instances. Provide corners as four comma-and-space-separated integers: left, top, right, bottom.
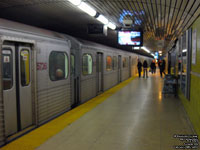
62, 34, 117, 53
64, 34, 128, 53
62, 35, 81, 50
0, 18, 152, 59
0, 18, 65, 40
67, 36, 152, 58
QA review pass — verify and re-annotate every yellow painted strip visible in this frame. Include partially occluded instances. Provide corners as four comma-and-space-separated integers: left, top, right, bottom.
1, 77, 136, 150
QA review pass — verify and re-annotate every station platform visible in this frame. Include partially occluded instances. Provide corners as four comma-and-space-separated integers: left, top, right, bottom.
2, 73, 197, 150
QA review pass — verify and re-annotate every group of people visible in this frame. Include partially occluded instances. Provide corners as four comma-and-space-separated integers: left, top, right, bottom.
150, 60, 156, 74
137, 60, 148, 78
137, 59, 166, 78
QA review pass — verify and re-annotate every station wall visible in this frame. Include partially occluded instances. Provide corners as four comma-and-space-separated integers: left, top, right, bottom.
179, 16, 200, 137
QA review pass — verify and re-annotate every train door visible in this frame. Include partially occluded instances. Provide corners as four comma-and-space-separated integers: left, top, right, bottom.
129, 56, 131, 77
70, 51, 80, 108
96, 52, 103, 94
118, 55, 122, 82
2, 42, 33, 137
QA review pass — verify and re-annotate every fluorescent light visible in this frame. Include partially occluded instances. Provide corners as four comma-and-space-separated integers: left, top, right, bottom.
142, 47, 150, 53
182, 49, 187, 53
107, 22, 116, 30
67, 0, 81, 6
78, 2, 97, 17
151, 53, 155, 57
97, 15, 109, 25
134, 47, 140, 50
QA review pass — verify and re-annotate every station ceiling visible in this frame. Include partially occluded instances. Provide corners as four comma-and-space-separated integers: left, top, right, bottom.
0, 0, 199, 56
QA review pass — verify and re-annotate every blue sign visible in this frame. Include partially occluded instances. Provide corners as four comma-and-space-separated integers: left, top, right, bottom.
154, 52, 158, 59
119, 10, 144, 26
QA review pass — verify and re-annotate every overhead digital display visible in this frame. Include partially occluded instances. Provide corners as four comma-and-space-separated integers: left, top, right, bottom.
118, 31, 143, 46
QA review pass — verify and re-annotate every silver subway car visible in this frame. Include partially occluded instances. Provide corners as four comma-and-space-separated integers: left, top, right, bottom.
66, 36, 152, 105
0, 19, 152, 146
0, 19, 71, 145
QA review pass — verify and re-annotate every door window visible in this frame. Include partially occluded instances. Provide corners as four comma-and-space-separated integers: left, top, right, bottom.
71, 54, 75, 75
106, 56, 112, 71
82, 54, 93, 75
2, 50, 13, 90
98, 54, 102, 72
118, 56, 121, 69
20, 49, 30, 86
112, 56, 117, 70
123, 57, 128, 68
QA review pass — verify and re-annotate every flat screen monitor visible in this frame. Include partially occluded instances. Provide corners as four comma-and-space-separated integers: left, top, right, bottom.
118, 30, 143, 46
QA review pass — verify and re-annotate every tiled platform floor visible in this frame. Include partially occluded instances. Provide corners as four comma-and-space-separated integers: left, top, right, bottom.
37, 74, 197, 150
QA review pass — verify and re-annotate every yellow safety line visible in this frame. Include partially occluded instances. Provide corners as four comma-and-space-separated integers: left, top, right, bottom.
1, 77, 136, 150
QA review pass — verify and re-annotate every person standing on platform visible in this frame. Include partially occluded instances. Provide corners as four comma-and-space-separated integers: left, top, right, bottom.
153, 60, 156, 73
137, 59, 142, 78
158, 59, 161, 70
160, 59, 166, 77
150, 60, 156, 74
143, 60, 148, 78
158, 59, 162, 76
162, 59, 166, 75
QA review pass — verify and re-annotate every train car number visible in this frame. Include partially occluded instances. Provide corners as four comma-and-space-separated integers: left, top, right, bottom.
37, 62, 47, 70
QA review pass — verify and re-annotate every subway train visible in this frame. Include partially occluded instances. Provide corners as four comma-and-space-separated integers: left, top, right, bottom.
0, 18, 152, 145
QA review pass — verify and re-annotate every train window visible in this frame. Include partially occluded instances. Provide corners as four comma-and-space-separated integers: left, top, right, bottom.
82, 54, 93, 75
123, 57, 128, 68
112, 56, 117, 70
20, 49, 30, 86
106, 56, 112, 71
71, 54, 75, 75
49, 51, 68, 81
2, 50, 13, 90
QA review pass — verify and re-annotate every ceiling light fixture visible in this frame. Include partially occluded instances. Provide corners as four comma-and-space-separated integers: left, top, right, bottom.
107, 22, 116, 30
134, 47, 140, 50
151, 53, 155, 57
67, 0, 117, 30
182, 49, 187, 53
142, 47, 150, 53
96, 15, 109, 25
67, 0, 81, 6
78, 2, 97, 17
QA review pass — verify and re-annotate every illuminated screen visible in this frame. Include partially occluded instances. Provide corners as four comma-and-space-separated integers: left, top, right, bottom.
118, 31, 143, 46
154, 52, 158, 59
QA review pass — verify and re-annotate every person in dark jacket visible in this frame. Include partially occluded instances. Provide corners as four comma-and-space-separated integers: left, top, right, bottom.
137, 59, 142, 78
158, 59, 162, 69
160, 59, 166, 77
143, 60, 148, 78
150, 60, 156, 74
